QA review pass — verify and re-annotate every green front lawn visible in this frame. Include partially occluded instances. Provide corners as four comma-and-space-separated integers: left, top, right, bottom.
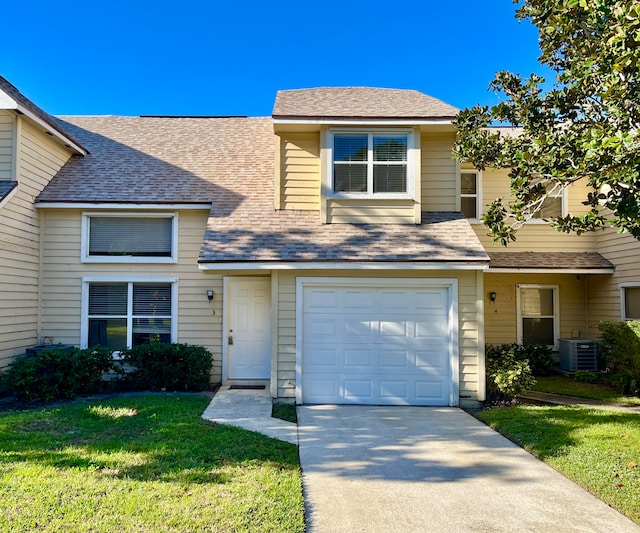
0, 394, 305, 532
531, 375, 640, 406
477, 405, 640, 524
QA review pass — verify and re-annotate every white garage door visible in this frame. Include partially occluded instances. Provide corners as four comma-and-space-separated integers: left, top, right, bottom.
300, 280, 456, 406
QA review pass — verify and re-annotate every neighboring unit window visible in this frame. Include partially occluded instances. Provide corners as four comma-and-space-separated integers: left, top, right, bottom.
623, 286, 640, 320
518, 285, 559, 349
460, 170, 479, 218
332, 132, 409, 195
530, 179, 565, 220
87, 282, 173, 350
83, 214, 176, 263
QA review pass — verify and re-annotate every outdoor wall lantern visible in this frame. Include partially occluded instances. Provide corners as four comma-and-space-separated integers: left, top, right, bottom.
489, 291, 497, 303
206, 290, 214, 302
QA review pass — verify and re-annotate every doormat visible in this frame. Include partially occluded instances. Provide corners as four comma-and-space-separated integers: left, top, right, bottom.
229, 385, 266, 390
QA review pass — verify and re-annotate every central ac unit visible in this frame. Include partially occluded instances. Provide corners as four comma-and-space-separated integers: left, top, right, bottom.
559, 339, 597, 371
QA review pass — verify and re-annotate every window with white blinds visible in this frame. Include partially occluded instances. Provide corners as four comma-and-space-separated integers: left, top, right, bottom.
332, 132, 410, 195
82, 213, 176, 263
86, 282, 173, 350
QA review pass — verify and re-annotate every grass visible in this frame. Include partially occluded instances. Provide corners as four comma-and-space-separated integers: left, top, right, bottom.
0, 394, 305, 533
531, 375, 640, 406
477, 405, 640, 524
272, 402, 297, 423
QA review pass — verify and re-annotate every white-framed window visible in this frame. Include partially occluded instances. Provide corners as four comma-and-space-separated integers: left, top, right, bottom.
620, 283, 640, 320
516, 284, 559, 350
81, 212, 178, 263
529, 181, 567, 222
460, 169, 481, 219
81, 277, 178, 350
328, 130, 415, 198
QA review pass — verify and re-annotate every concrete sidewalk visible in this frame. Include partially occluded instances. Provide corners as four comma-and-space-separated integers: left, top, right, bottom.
201, 386, 298, 444
297, 405, 640, 533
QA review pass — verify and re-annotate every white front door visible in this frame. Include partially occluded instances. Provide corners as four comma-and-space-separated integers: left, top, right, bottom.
227, 278, 271, 380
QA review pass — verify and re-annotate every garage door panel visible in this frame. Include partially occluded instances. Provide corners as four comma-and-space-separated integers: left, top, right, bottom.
344, 318, 375, 340
380, 380, 409, 400
344, 290, 375, 310
305, 318, 337, 338
305, 348, 338, 370
343, 379, 374, 401
306, 289, 339, 311
379, 349, 410, 368
344, 348, 373, 367
379, 320, 410, 337
415, 349, 447, 370
302, 283, 453, 406
415, 381, 446, 400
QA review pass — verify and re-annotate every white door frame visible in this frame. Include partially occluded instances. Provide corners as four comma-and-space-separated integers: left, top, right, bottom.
222, 276, 271, 381
295, 277, 460, 406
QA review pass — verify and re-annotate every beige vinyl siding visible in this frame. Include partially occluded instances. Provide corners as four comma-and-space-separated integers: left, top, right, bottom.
275, 270, 482, 402
326, 199, 416, 224
0, 111, 15, 180
587, 228, 640, 335
484, 272, 588, 346
475, 168, 597, 251
421, 132, 457, 211
0, 118, 72, 367
38, 209, 226, 379
278, 132, 320, 210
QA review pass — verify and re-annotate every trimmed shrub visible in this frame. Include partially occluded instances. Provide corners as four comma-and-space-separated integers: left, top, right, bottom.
119, 343, 213, 391
485, 344, 539, 400
597, 321, 640, 395
3, 346, 114, 402
574, 370, 598, 384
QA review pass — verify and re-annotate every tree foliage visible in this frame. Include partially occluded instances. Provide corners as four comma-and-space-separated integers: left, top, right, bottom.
455, 0, 640, 245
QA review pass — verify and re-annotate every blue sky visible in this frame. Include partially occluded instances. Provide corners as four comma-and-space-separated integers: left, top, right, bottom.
1, 0, 551, 117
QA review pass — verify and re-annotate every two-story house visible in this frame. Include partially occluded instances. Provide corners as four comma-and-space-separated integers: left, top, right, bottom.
1, 76, 637, 408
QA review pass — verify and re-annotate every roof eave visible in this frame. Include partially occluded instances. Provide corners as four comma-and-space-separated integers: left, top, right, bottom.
487, 266, 615, 274
14, 105, 88, 155
272, 116, 455, 126
198, 260, 489, 271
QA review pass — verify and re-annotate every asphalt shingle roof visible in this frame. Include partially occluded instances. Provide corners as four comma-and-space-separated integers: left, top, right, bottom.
488, 252, 614, 270
36, 114, 487, 265
0, 181, 17, 203
273, 87, 459, 119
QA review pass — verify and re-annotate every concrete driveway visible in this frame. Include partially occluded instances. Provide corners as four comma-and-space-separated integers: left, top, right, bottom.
297, 405, 639, 533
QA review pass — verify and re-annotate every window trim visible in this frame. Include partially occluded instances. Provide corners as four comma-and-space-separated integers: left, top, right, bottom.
516, 284, 560, 351
80, 277, 178, 350
81, 212, 178, 264
326, 128, 416, 199
460, 169, 482, 221
620, 283, 640, 320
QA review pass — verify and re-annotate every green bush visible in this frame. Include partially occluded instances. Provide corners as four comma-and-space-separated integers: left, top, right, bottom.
119, 343, 213, 391
3, 346, 114, 402
485, 344, 538, 400
574, 370, 598, 384
597, 321, 640, 395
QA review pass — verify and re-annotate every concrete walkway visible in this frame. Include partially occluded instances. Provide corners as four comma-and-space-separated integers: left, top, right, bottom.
297, 405, 639, 533
201, 385, 298, 444
201, 390, 639, 532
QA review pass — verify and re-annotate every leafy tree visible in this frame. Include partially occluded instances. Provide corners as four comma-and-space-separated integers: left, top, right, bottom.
455, 0, 640, 245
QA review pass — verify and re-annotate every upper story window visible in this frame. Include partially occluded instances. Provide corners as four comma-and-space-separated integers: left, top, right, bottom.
529, 179, 566, 221
329, 130, 414, 197
460, 169, 481, 219
81, 213, 178, 263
